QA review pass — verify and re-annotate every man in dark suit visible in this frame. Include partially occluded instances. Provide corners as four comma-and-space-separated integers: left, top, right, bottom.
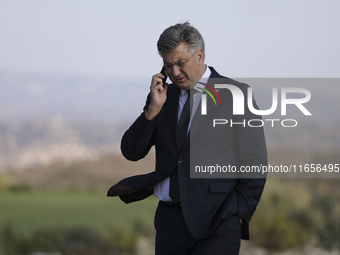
108, 22, 267, 254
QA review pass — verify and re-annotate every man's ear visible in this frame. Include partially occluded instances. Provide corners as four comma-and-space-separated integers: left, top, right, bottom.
196, 48, 204, 63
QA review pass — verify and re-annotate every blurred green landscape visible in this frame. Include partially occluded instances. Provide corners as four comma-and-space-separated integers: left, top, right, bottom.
1, 148, 339, 255
0, 151, 158, 255
0, 191, 158, 235
0, 190, 157, 255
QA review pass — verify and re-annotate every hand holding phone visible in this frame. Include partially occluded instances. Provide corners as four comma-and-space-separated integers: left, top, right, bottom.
145, 68, 168, 120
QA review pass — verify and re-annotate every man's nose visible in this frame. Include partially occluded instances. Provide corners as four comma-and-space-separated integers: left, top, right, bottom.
172, 65, 181, 76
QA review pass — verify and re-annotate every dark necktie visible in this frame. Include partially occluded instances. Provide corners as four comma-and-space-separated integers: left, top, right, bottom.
169, 90, 194, 203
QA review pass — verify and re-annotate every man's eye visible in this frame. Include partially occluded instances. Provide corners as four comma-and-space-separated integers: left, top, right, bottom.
176, 62, 186, 67
164, 64, 172, 69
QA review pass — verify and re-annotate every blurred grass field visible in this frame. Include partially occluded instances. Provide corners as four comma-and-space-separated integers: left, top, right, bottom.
0, 191, 158, 253
0, 191, 158, 234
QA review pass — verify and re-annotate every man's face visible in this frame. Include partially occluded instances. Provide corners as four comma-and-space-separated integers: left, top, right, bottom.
162, 43, 206, 91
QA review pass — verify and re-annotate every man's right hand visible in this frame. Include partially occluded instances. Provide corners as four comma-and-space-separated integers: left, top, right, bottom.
145, 72, 168, 120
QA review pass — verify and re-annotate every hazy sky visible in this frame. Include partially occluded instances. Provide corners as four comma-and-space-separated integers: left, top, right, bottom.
0, 0, 339, 80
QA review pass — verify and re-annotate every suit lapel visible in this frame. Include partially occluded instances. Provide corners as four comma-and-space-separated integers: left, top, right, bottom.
189, 67, 223, 139
189, 91, 216, 138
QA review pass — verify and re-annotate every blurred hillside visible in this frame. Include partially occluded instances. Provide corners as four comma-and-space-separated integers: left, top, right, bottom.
0, 70, 148, 171
0, 117, 126, 171
1, 70, 339, 174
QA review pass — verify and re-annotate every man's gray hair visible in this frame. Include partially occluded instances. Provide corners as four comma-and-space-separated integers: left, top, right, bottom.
157, 22, 205, 60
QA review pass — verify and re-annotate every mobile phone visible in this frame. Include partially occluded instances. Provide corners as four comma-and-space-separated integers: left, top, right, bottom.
160, 67, 168, 86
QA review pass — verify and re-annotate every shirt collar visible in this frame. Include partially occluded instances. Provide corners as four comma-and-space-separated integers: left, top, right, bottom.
180, 65, 211, 96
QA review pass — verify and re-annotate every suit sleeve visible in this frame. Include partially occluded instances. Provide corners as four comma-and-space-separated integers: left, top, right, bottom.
234, 84, 268, 223
121, 94, 158, 161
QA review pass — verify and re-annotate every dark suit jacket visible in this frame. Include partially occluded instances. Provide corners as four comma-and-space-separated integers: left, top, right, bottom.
108, 66, 267, 240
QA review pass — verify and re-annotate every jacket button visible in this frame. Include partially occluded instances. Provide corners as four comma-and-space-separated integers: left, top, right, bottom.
178, 159, 184, 163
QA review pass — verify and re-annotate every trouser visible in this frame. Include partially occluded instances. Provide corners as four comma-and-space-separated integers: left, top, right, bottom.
154, 201, 241, 255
